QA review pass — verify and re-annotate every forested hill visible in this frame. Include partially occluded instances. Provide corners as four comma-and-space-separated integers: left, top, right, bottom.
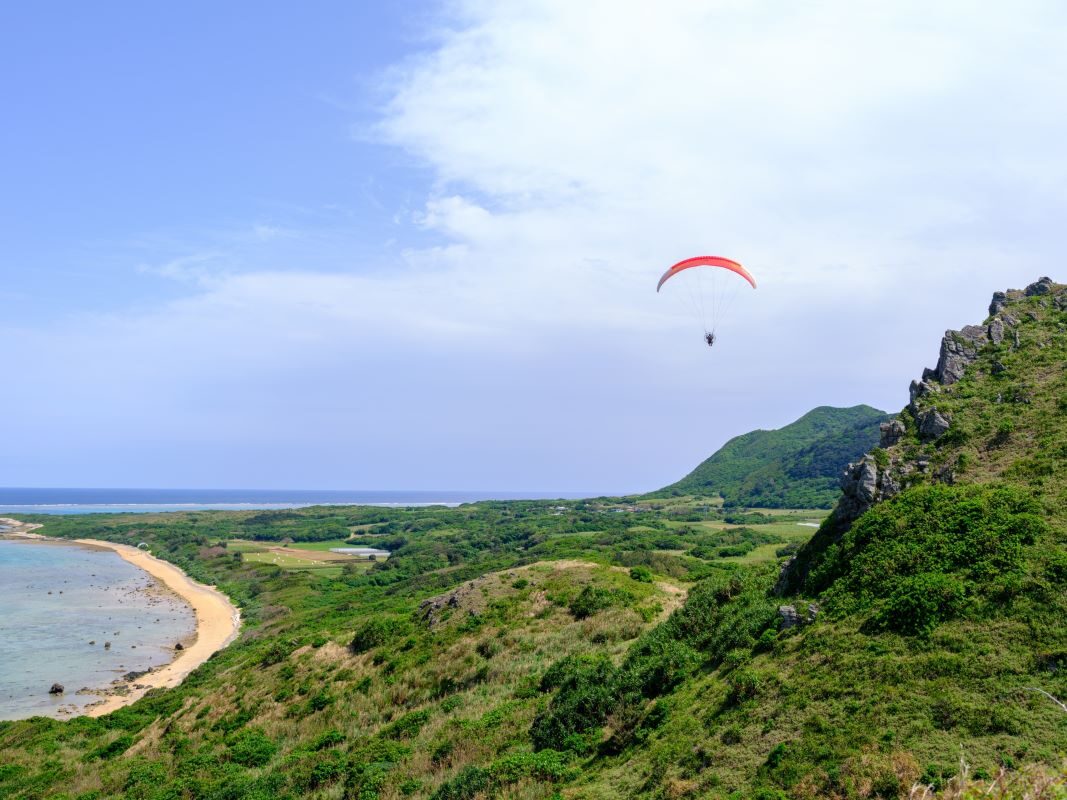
656, 404, 889, 507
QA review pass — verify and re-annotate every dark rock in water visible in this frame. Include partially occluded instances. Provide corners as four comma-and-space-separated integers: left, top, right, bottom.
123, 670, 149, 681
48, 683, 64, 695
174, 642, 184, 651
89, 640, 95, 646
104, 641, 111, 649
1025, 276, 1054, 296
777, 605, 800, 630
917, 408, 952, 440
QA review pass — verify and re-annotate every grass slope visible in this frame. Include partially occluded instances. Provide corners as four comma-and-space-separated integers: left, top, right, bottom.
0, 499, 813, 800
656, 405, 890, 508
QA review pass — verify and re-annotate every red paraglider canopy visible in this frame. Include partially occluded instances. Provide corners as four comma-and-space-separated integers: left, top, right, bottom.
656, 256, 756, 292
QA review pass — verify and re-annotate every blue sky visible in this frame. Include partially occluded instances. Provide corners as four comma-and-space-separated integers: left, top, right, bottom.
3, 1, 1067, 492
1, 3, 423, 318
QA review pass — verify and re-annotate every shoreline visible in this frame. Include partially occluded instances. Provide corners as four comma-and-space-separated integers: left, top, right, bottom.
0, 518, 241, 718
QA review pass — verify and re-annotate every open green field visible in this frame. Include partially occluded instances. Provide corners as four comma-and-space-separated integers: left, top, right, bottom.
226, 538, 385, 578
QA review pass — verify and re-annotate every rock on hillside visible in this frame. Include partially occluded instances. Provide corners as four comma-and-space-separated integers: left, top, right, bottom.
778, 276, 1065, 594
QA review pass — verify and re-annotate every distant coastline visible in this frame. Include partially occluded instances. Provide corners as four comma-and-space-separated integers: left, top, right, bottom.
0, 487, 595, 515
0, 518, 241, 718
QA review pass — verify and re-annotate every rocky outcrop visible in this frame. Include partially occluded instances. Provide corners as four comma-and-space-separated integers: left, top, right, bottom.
917, 408, 952, 441
419, 581, 483, 628
924, 325, 989, 386
908, 378, 938, 415
879, 419, 905, 448
48, 683, 64, 694
1025, 276, 1054, 296
777, 602, 820, 630
776, 278, 1063, 596
988, 317, 1005, 345
777, 605, 800, 630
839, 456, 880, 515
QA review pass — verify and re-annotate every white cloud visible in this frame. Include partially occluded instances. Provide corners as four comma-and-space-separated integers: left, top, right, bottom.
6, 1, 1067, 490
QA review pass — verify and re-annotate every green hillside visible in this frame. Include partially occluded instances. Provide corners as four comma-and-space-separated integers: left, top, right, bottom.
2, 280, 1066, 799
657, 405, 890, 508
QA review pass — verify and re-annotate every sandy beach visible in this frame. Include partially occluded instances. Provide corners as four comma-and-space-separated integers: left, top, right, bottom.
0, 518, 241, 717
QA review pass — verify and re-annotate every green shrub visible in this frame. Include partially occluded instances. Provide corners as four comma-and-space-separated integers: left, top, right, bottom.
85, 734, 135, 761
662, 569, 778, 663
431, 765, 490, 800
531, 655, 616, 751
568, 586, 627, 619
349, 617, 407, 654
226, 728, 277, 767
286, 750, 345, 793
431, 750, 575, 800
728, 669, 762, 704
259, 640, 294, 666
307, 690, 334, 712
629, 566, 654, 583
812, 484, 1045, 634
311, 729, 345, 750
383, 709, 430, 739
869, 572, 967, 636
617, 628, 699, 697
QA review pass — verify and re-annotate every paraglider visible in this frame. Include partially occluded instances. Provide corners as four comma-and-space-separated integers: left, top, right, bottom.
657, 256, 756, 347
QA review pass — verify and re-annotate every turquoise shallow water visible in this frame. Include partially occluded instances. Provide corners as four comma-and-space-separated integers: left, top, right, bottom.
0, 539, 195, 720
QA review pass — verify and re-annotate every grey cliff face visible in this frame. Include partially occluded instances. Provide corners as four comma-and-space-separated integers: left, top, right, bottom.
988, 317, 1005, 345
933, 324, 989, 385
879, 419, 905, 448
1025, 276, 1054, 296
833, 455, 894, 522
917, 408, 952, 441
908, 379, 937, 415
989, 291, 1008, 316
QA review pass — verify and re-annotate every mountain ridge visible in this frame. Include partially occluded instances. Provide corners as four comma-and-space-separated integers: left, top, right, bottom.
656, 404, 890, 508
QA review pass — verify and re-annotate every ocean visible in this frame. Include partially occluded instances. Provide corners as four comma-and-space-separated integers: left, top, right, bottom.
0, 487, 590, 515
0, 539, 195, 720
